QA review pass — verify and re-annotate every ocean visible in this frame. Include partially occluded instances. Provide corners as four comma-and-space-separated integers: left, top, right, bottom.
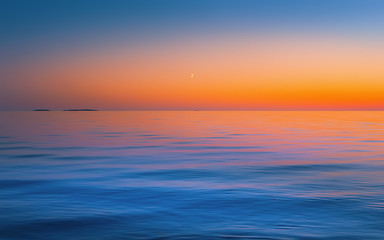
1, 111, 384, 240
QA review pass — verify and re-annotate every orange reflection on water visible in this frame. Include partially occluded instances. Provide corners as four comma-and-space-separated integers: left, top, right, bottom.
2, 111, 384, 165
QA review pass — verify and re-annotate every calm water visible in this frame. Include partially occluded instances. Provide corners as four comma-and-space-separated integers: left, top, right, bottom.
1, 111, 384, 240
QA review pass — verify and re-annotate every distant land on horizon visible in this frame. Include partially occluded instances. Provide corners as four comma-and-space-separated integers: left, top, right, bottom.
33, 109, 98, 111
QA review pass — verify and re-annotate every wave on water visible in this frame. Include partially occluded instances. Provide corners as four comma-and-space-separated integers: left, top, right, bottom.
1, 111, 384, 240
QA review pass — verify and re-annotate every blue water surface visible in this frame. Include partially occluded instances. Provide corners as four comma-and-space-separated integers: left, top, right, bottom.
1, 111, 384, 240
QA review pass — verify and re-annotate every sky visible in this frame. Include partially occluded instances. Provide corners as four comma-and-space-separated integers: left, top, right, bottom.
1, 0, 384, 110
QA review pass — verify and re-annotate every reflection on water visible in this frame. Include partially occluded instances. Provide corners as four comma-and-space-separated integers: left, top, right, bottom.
1, 111, 384, 240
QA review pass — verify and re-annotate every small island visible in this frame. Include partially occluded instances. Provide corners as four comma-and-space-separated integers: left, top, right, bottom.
34, 109, 51, 111
63, 109, 98, 111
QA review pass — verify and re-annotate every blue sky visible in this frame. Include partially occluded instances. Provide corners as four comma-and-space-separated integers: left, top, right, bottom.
1, 0, 384, 110
1, 0, 384, 59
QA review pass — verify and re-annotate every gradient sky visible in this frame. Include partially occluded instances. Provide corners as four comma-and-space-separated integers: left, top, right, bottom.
1, 0, 384, 110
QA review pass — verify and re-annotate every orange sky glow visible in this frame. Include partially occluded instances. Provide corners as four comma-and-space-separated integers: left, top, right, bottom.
5, 34, 384, 110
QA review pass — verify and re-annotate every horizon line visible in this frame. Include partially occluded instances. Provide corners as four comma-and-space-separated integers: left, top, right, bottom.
2, 109, 384, 112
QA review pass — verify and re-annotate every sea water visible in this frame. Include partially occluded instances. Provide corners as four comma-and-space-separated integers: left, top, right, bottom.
1, 111, 384, 240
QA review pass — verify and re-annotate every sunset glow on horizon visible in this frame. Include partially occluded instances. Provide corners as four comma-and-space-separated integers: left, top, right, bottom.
1, 0, 384, 110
